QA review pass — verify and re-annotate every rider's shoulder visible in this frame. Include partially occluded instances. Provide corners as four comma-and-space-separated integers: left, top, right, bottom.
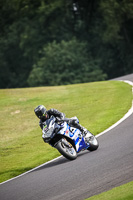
47, 108, 55, 113
48, 108, 59, 113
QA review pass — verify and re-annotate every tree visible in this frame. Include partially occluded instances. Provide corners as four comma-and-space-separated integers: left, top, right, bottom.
98, 0, 133, 78
28, 38, 107, 86
0, 0, 133, 88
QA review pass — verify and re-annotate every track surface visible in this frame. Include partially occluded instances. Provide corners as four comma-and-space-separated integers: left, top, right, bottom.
0, 74, 133, 200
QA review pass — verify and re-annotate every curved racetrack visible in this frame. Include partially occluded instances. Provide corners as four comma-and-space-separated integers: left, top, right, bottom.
0, 74, 133, 200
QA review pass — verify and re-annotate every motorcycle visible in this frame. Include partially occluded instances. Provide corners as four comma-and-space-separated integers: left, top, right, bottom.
42, 116, 99, 160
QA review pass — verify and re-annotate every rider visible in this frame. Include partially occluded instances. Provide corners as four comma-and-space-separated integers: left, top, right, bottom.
34, 105, 88, 136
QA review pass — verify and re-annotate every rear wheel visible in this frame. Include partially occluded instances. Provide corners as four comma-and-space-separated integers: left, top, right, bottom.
56, 138, 77, 160
85, 132, 99, 151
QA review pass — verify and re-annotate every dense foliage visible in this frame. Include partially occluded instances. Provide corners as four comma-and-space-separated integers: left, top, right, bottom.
0, 0, 133, 88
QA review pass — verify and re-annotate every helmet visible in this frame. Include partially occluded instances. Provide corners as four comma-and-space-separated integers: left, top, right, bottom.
34, 105, 47, 119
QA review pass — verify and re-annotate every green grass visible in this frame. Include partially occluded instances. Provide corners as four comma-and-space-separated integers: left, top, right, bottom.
0, 81, 132, 183
86, 181, 133, 200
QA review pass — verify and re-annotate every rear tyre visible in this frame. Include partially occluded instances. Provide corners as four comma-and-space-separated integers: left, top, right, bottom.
87, 135, 99, 151
56, 138, 77, 160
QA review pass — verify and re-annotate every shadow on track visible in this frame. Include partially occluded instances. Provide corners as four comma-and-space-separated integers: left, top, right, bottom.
32, 150, 90, 172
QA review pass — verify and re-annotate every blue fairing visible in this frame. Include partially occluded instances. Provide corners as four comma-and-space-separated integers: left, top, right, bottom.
59, 122, 89, 152
77, 137, 88, 152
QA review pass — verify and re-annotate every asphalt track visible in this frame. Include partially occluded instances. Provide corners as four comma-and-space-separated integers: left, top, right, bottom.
0, 74, 133, 200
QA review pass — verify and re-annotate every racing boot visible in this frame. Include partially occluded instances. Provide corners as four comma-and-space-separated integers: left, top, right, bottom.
78, 125, 88, 137
79, 126, 93, 139
70, 119, 88, 137
82, 128, 88, 137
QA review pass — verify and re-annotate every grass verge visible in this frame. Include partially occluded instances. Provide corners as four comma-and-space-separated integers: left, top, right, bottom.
0, 81, 132, 183
85, 181, 133, 200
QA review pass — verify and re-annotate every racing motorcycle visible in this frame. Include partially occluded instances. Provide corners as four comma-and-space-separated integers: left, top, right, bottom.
42, 116, 99, 160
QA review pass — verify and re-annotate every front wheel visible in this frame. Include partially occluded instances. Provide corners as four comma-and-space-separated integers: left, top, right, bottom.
56, 138, 77, 160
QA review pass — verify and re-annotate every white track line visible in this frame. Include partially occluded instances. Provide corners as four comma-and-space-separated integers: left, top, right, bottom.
96, 100, 133, 138
1, 80, 133, 185
0, 156, 63, 185
96, 80, 133, 138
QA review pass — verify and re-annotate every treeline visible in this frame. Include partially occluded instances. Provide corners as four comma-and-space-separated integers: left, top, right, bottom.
0, 0, 133, 88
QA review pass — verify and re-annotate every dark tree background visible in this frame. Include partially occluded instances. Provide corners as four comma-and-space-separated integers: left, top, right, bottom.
0, 0, 133, 88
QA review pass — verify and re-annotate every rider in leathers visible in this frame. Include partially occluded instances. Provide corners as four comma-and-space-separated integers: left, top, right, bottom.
34, 105, 88, 135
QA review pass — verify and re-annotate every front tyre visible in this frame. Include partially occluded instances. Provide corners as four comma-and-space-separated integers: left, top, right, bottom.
56, 138, 77, 160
